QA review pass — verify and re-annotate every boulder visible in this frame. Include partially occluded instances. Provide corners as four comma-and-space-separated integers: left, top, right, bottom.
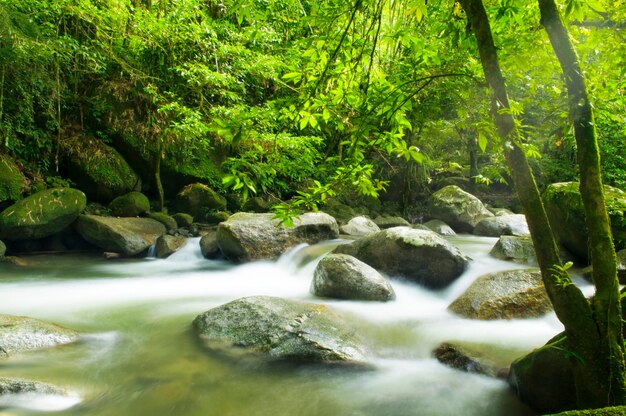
473, 214, 530, 237
427, 185, 494, 232
200, 231, 221, 259
75, 215, 166, 256
311, 254, 395, 301
205, 211, 230, 225
59, 134, 141, 203
373, 215, 411, 229
423, 219, 456, 236
242, 196, 273, 213
217, 212, 339, 262
0, 188, 86, 240
175, 183, 227, 218
0, 314, 79, 354
0, 239, 5, 259
433, 341, 523, 378
448, 269, 552, 320
0, 154, 27, 204
192, 296, 367, 365
147, 212, 177, 232
489, 207, 514, 216
172, 213, 193, 228
322, 200, 356, 225
546, 407, 626, 416
0, 377, 67, 396
543, 182, 626, 261
508, 334, 576, 414
155, 235, 186, 258
333, 227, 468, 289
109, 192, 150, 217
339, 216, 380, 237
489, 236, 536, 263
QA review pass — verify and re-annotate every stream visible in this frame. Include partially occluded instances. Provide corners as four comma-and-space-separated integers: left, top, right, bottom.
0, 235, 581, 415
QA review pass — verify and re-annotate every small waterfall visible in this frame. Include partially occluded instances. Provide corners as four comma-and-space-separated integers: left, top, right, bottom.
146, 243, 157, 259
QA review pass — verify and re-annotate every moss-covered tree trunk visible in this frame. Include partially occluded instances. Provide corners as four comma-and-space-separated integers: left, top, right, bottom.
538, 0, 626, 407
155, 142, 164, 212
458, 0, 620, 409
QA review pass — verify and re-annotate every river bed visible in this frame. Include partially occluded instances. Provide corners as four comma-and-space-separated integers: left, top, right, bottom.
0, 235, 575, 415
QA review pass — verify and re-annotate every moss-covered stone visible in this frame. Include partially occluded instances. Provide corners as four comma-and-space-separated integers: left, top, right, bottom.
205, 211, 230, 225
242, 196, 273, 213
543, 182, 626, 261
546, 406, 626, 415
0, 239, 5, 259
109, 192, 150, 217
174, 183, 227, 218
0, 188, 86, 240
147, 212, 178, 232
0, 154, 27, 204
59, 134, 141, 203
427, 185, 494, 232
172, 213, 193, 228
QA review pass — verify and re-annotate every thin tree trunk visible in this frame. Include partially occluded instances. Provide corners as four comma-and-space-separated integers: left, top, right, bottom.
539, 0, 626, 407
155, 142, 164, 212
457, 0, 603, 408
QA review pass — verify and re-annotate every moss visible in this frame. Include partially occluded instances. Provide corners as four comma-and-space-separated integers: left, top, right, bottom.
174, 183, 227, 218
205, 211, 230, 225
0, 154, 27, 203
546, 406, 626, 415
109, 192, 150, 217
147, 212, 177, 232
172, 212, 193, 227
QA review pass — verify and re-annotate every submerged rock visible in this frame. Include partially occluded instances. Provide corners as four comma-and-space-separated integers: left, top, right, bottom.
217, 212, 339, 262
0, 188, 86, 241
0, 377, 67, 396
433, 341, 524, 378
448, 269, 552, 320
193, 296, 367, 365
75, 215, 166, 256
473, 214, 530, 237
427, 185, 493, 232
333, 227, 468, 289
0, 314, 79, 354
312, 254, 395, 301
339, 216, 380, 237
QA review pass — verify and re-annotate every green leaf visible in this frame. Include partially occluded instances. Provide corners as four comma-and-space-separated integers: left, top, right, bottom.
478, 132, 488, 152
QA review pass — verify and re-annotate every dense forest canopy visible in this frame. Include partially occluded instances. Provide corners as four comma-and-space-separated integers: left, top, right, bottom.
0, 0, 624, 211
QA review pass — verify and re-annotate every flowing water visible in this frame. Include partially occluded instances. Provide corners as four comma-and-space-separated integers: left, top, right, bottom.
0, 235, 583, 416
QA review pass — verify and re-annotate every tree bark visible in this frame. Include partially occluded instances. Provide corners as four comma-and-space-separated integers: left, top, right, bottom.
155, 142, 164, 212
457, 0, 607, 409
539, 0, 626, 407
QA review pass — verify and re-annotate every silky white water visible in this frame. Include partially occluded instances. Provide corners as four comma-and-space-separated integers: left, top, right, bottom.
0, 235, 575, 415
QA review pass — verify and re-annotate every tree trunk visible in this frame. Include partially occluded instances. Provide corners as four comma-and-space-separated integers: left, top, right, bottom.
457, 0, 607, 409
155, 143, 164, 212
539, 0, 626, 407
468, 134, 478, 194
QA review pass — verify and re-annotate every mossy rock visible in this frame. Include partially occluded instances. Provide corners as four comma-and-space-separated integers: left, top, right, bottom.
546, 407, 626, 416
427, 185, 494, 232
172, 213, 193, 228
242, 196, 273, 213
205, 211, 230, 225
0, 239, 5, 259
174, 183, 227, 218
543, 182, 626, 261
148, 212, 178, 232
0, 154, 27, 204
109, 192, 150, 217
59, 134, 141, 203
0, 188, 86, 240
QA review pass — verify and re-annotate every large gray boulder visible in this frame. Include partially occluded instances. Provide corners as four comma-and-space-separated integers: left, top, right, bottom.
75, 215, 166, 256
333, 227, 468, 289
0, 314, 79, 354
489, 236, 536, 263
217, 212, 339, 262
473, 214, 530, 237
0, 188, 86, 241
311, 254, 395, 301
543, 182, 626, 261
192, 296, 367, 365
448, 269, 552, 320
508, 334, 576, 414
339, 216, 380, 237
428, 185, 494, 232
